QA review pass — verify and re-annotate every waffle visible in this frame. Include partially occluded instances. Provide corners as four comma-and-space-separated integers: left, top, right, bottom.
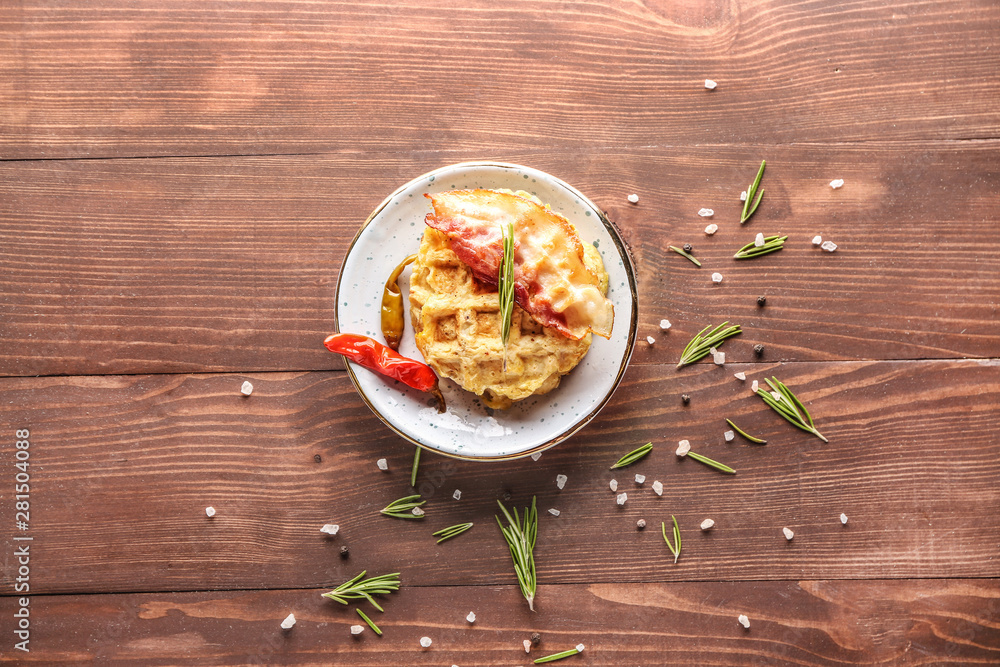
409, 225, 608, 409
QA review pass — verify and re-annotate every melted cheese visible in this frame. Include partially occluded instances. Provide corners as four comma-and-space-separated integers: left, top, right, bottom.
425, 189, 614, 340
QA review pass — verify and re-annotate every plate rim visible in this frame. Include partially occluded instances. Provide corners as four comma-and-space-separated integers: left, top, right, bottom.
334, 160, 638, 461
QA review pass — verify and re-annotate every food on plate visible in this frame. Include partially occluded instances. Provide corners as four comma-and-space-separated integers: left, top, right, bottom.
381, 254, 416, 350
408, 189, 612, 409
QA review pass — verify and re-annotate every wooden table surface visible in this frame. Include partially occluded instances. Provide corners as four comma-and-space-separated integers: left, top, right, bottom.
2, 1, 999, 664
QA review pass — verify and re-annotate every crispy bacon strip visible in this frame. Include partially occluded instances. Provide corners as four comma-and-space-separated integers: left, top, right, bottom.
424, 189, 614, 340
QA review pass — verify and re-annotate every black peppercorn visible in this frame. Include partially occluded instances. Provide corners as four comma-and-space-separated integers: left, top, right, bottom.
531, 632, 541, 645
637, 519, 647, 530
502, 490, 512, 502
683, 243, 693, 253
339, 545, 350, 558
754, 344, 765, 357
681, 394, 690, 405
314, 454, 322, 463
757, 296, 767, 307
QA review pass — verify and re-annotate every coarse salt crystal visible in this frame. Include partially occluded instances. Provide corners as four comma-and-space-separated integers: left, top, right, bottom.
320, 523, 340, 535
676, 440, 691, 457
616, 492, 628, 506
821, 240, 838, 253
420, 636, 432, 648
453, 489, 462, 500
652, 480, 663, 496
754, 233, 765, 247
609, 479, 618, 492
467, 611, 476, 623
830, 179, 844, 189
660, 319, 672, 330
709, 346, 717, 355
812, 235, 823, 246
240, 381, 253, 396
704, 79, 717, 89
281, 613, 296, 630
724, 430, 735, 442
205, 506, 216, 517
634, 473, 646, 484
351, 625, 364, 635
376, 458, 388, 471
576, 644, 586, 652
738, 614, 750, 629
840, 513, 849, 525
704, 223, 718, 235
701, 519, 715, 530
524, 639, 532, 653
698, 208, 715, 217
711, 272, 723, 283
627, 193, 639, 204
555, 474, 568, 490
713, 351, 726, 365
646, 335, 656, 345
740, 190, 748, 202
411, 507, 424, 516
751, 380, 759, 392
771, 391, 782, 401
734, 372, 746, 381
548, 508, 561, 517
530, 451, 542, 461
783, 527, 795, 541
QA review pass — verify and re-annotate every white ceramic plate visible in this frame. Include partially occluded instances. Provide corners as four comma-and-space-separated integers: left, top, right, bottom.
335, 162, 637, 460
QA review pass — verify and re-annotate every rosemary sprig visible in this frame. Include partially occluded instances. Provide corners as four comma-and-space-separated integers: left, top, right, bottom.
669, 245, 702, 267
734, 234, 787, 259
433, 522, 473, 544
534, 647, 583, 664
676, 321, 742, 369
356, 608, 383, 635
726, 418, 767, 444
410, 447, 421, 488
610, 442, 653, 469
740, 159, 766, 224
496, 496, 538, 611
756, 376, 828, 442
687, 451, 736, 474
381, 494, 426, 519
499, 222, 516, 367
321, 570, 401, 611
662, 515, 681, 563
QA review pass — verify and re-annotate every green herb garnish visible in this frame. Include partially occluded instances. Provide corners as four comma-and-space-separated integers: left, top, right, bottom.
755, 376, 828, 442
734, 234, 787, 259
662, 515, 681, 563
726, 419, 767, 444
322, 570, 401, 611
610, 442, 653, 469
496, 496, 538, 611
687, 451, 736, 474
499, 222, 516, 368
676, 321, 742, 368
534, 647, 583, 663
433, 522, 473, 544
669, 245, 702, 267
410, 447, 421, 488
740, 159, 766, 224
356, 608, 383, 635
381, 494, 426, 519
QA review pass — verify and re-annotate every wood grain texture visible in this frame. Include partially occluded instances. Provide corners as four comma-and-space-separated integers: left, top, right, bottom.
1, 360, 997, 595
1, 0, 998, 160
2, 580, 998, 664
2, 143, 998, 377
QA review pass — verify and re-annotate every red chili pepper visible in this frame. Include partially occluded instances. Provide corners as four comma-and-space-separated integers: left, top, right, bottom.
324, 333, 445, 411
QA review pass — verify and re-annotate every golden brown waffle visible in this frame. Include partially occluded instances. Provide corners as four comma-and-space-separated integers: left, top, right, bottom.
409, 226, 607, 409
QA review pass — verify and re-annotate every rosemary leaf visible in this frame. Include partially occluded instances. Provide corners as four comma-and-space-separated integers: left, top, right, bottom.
734, 235, 787, 259
669, 245, 702, 267
741, 160, 766, 224
356, 608, 383, 635
676, 321, 742, 368
381, 494, 426, 519
496, 496, 538, 611
756, 377, 828, 442
534, 647, 583, 664
610, 442, 653, 469
662, 515, 681, 563
322, 571, 401, 611
499, 222, 516, 366
411, 447, 421, 488
432, 522, 473, 544
687, 451, 736, 474
726, 418, 767, 444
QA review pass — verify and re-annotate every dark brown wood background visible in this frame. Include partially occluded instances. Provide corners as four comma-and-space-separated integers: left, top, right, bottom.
2, 0, 998, 664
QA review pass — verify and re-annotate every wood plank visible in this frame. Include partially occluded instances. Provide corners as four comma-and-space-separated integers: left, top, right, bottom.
2, 580, 998, 664
1, 0, 998, 159
1, 360, 997, 595
2, 143, 998, 377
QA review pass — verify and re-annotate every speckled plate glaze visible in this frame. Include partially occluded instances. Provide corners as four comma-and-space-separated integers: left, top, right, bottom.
335, 162, 638, 460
